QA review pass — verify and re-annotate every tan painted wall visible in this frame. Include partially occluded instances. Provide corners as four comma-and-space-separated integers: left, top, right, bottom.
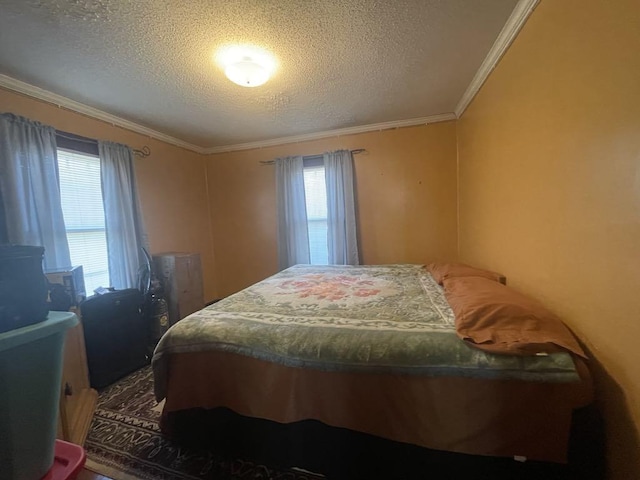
456, 1, 640, 477
0, 88, 217, 300
207, 122, 458, 297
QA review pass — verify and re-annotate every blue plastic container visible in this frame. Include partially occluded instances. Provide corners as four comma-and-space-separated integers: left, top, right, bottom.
0, 311, 78, 480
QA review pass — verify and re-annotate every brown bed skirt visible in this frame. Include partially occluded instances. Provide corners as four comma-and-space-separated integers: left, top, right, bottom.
159, 350, 593, 464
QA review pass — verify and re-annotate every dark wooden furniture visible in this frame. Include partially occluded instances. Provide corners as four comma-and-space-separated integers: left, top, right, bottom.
153, 252, 204, 325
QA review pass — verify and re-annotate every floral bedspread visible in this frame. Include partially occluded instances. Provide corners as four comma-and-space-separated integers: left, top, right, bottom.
153, 265, 579, 400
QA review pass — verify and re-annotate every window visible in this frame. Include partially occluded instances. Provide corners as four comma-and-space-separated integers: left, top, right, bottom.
277, 150, 358, 269
57, 149, 110, 293
303, 158, 328, 265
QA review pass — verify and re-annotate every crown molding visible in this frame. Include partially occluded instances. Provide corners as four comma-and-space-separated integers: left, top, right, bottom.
455, 0, 539, 118
0, 74, 207, 154
0, 1, 537, 156
1, 0, 534, 160
0, 73, 456, 155
203, 113, 457, 154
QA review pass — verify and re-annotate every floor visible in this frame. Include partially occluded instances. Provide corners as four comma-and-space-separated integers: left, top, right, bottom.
77, 469, 111, 480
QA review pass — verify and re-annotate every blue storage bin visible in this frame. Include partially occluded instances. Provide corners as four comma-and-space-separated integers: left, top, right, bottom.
0, 311, 78, 480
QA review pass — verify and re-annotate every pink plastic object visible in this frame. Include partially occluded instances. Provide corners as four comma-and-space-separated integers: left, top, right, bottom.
40, 440, 86, 480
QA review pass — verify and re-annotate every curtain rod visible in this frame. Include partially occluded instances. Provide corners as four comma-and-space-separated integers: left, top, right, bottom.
259, 148, 366, 165
56, 130, 151, 158
56, 131, 96, 145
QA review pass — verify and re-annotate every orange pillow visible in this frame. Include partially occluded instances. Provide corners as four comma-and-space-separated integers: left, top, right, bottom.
443, 276, 586, 358
427, 262, 505, 285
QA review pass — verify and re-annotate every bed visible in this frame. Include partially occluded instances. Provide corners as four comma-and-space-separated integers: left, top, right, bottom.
152, 264, 592, 464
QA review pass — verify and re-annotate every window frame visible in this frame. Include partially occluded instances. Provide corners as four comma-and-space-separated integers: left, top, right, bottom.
302, 155, 329, 265
56, 141, 111, 292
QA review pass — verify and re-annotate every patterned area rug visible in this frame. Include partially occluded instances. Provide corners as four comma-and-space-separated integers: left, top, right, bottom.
84, 366, 325, 480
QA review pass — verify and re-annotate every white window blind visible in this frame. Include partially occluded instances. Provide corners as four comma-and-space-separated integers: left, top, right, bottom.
57, 149, 110, 293
303, 164, 329, 265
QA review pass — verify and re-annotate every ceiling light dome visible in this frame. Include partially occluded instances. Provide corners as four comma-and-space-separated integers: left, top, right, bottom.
225, 57, 270, 87
217, 46, 276, 88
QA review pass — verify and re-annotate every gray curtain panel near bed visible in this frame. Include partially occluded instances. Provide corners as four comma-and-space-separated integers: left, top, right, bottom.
98, 140, 149, 289
276, 155, 310, 270
324, 149, 359, 265
0, 113, 72, 270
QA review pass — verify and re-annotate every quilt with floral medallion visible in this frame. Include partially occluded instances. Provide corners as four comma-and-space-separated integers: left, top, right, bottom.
153, 264, 579, 400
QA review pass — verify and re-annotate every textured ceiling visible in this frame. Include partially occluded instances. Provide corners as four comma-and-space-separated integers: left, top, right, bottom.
0, 0, 519, 149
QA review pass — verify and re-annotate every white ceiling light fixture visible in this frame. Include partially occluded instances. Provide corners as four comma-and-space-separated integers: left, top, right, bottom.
217, 45, 276, 88
225, 58, 269, 87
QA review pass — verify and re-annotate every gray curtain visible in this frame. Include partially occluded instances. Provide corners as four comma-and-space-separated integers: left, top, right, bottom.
99, 141, 148, 289
276, 156, 310, 270
0, 113, 71, 270
324, 150, 359, 265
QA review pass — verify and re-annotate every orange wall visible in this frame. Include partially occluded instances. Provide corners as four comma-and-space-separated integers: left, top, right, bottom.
0, 88, 217, 300
207, 122, 458, 297
457, 1, 640, 477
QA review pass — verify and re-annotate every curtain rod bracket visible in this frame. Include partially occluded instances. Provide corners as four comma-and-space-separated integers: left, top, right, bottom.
133, 146, 151, 158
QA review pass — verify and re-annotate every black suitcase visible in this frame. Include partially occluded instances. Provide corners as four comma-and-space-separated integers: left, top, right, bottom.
0, 245, 48, 333
81, 289, 150, 389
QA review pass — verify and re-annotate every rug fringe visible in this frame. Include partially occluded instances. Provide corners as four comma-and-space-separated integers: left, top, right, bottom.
291, 466, 326, 477
85, 458, 145, 480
